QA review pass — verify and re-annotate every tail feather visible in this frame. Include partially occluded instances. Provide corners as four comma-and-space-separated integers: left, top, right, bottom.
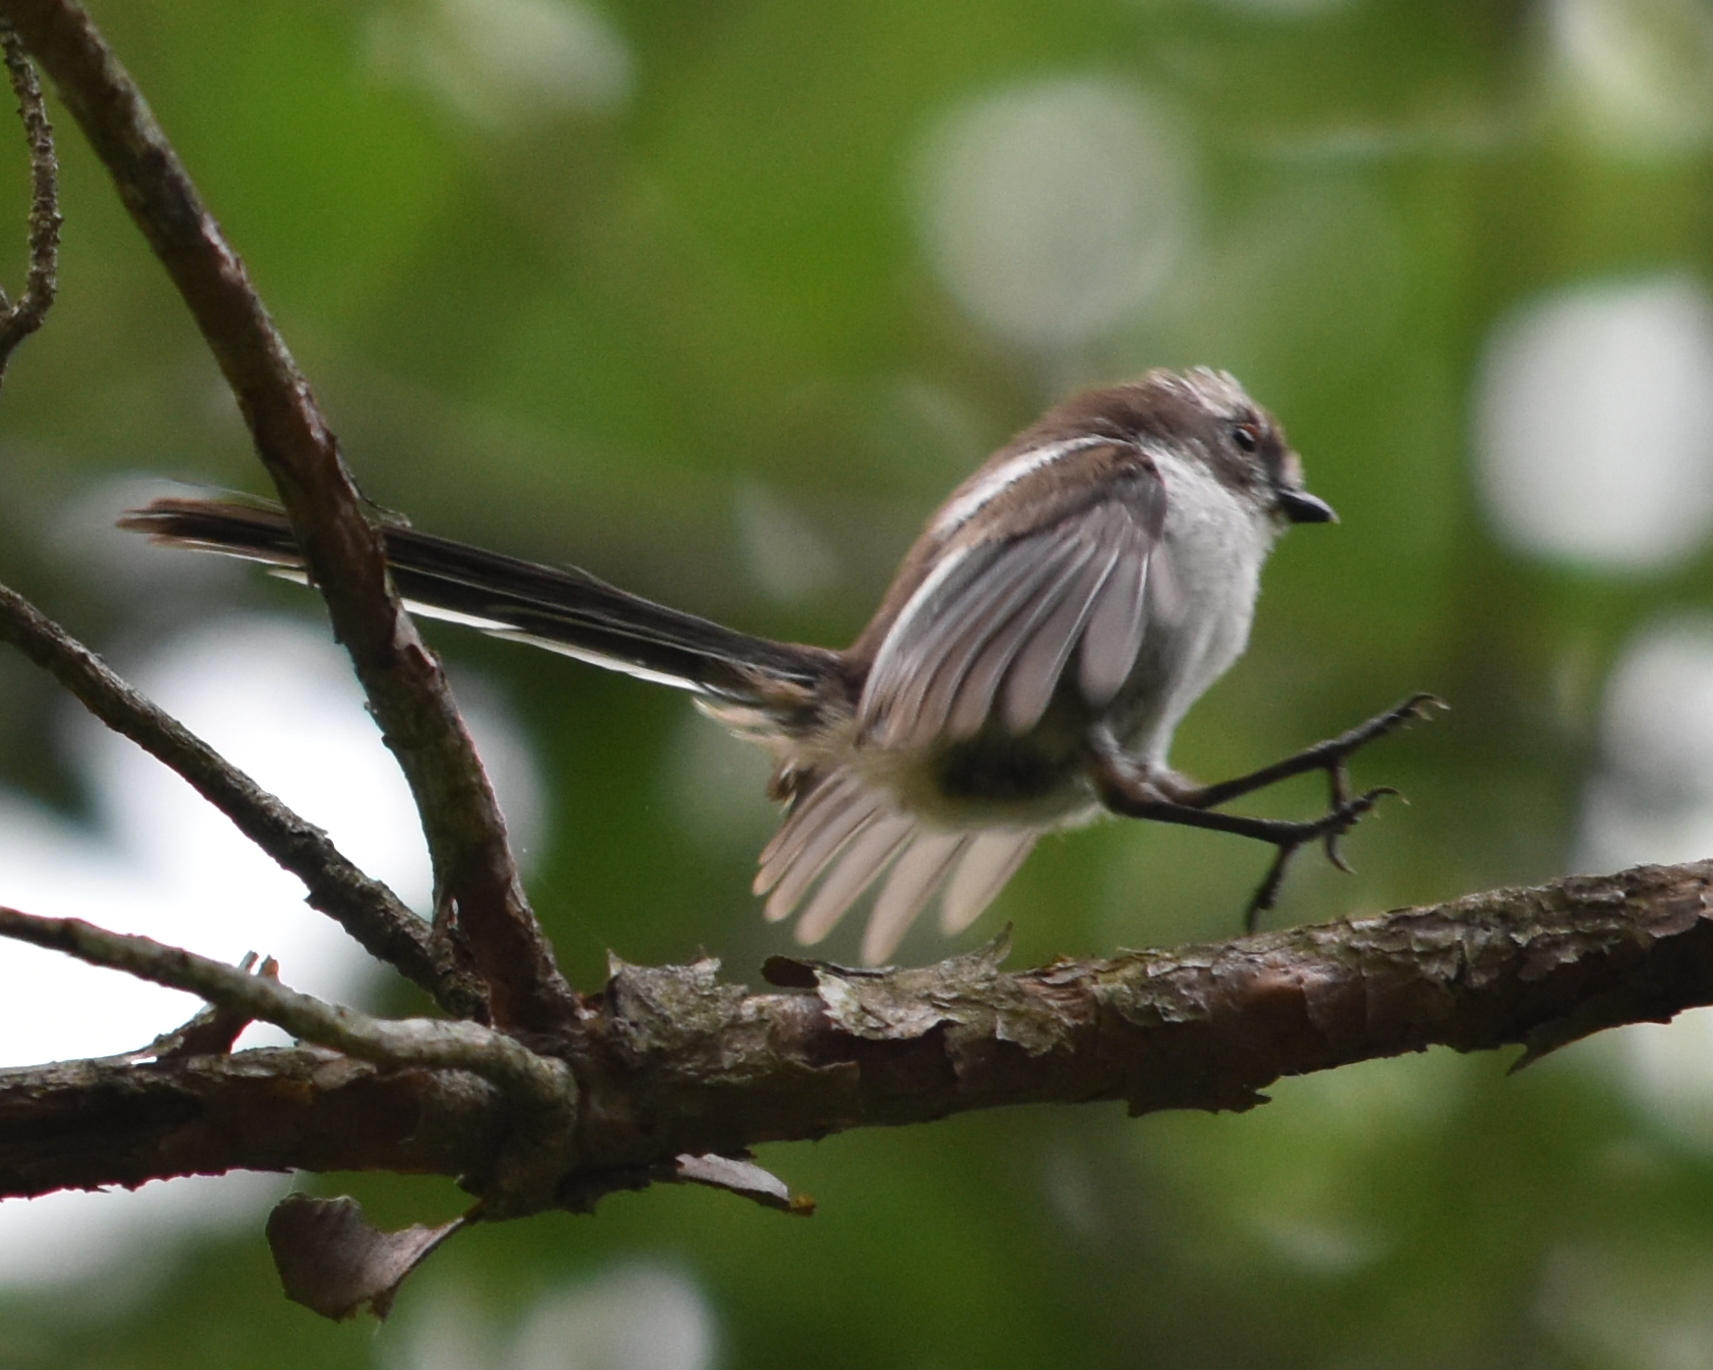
862, 832, 967, 963
121, 497, 837, 707
791, 812, 915, 946
124, 495, 1027, 962
762, 769, 1035, 958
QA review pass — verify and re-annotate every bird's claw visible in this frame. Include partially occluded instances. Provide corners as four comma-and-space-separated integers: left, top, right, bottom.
1244, 785, 1400, 932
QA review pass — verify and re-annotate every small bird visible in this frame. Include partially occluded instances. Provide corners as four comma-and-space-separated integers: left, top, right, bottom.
124, 368, 1425, 963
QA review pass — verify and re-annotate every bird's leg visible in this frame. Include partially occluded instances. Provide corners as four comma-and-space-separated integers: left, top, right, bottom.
1173, 693, 1442, 812
1086, 693, 1443, 930
1089, 753, 1393, 931
1180, 692, 1444, 877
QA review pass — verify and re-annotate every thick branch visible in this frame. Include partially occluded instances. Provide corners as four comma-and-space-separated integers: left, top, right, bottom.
0, 579, 477, 1013
0, 1049, 507, 1196
0, 0, 573, 1031
0, 903, 578, 1213
0, 861, 1706, 1202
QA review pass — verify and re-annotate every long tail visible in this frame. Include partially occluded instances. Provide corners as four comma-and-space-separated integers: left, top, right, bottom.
120, 497, 841, 712
122, 496, 1033, 962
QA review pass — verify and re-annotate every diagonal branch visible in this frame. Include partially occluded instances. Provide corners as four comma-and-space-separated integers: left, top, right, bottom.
0, 0, 575, 1032
0, 18, 57, 379
0, 577, 481, 1014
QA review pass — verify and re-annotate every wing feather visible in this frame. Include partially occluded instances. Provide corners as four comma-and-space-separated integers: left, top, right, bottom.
1076, 525, 1150, 705
860, 498, 1158, 748
939, 831, 1037, 934
859, 544, 1000, 742
865, 552, 1033, 746
792, 813, 916, 944
861, 832, 969, 962
866, 538, 1073, 749
923, 536, 1090, 742
1000, 540, 1120, 734
757, 770, 857, 875
758, 779, 877, 921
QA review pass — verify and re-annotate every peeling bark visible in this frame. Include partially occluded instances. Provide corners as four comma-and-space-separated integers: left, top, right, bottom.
0, 863, 1704, 1204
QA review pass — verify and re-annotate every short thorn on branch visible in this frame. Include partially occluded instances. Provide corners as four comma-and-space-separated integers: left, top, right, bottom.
1091, 692, 1447, 930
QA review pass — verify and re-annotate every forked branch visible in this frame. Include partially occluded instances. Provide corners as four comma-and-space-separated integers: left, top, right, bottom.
0, 860, 1706, 1205
0, 579, 478, 1011
0, 0, 1705, 1329
0, 0, 573, 1030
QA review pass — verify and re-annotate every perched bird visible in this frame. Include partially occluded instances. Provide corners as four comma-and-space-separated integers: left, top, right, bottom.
125, 367, 1418, 963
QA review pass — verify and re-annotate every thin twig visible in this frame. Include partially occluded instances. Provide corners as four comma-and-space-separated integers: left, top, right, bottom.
0, 905, 572, 1107
0, 577, 484, 1015
0, 0, 574, 1031
0, 18, 58, 380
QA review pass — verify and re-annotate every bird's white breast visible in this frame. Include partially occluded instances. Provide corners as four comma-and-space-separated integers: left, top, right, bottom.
1123, 444, 1275, 765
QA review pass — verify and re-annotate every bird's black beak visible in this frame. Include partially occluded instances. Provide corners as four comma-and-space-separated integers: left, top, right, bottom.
1278, 488, 1337, 524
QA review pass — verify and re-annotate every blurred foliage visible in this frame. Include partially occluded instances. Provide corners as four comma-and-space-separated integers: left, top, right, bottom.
1, 0, 1712, 1366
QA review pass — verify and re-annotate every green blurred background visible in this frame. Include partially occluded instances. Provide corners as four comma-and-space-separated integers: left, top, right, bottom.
3, 0, 1713, 1365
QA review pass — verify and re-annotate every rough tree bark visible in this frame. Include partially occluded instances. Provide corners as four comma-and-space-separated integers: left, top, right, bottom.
0, 0, 1704, 1323
1, 861, 1709, 1206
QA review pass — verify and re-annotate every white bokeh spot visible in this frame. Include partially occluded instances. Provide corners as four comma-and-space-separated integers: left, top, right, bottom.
0, 611, 543, 1286
916, 76, 1193, 352
1474, 274, 1713, 572
368, 0, 633, 128
1546, 0, 1713, 156
1539, 1240, 1713, 1369
1580, 615, 1713, 873
1604, 1007, 1713, 1152
391, 1263, 717, 1370
1582, 617, 1713, 1151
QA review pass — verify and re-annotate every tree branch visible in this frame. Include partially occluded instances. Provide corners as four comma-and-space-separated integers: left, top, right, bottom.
0, 0, 1697, 1323
0, 907, 570, 1106
0, 18, 57, 379
0, 0, 574, 1032
0, 861, 1704, 1203
0, 578, 480, 1014
0, 1048, 508, 1197
0, 901, 578, 1214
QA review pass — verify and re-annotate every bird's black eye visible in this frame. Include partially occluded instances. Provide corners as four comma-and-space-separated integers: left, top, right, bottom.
1231, 422, 1259, 453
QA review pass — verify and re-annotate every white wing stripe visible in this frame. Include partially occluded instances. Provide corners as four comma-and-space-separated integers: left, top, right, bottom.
930, 435, 1111, 536
860, 542, 979, 730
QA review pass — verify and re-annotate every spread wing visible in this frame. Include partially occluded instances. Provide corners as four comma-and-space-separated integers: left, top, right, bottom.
753, 443, 1165, 961
857, 450, 1165, 750
753, 775, 1039, 963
